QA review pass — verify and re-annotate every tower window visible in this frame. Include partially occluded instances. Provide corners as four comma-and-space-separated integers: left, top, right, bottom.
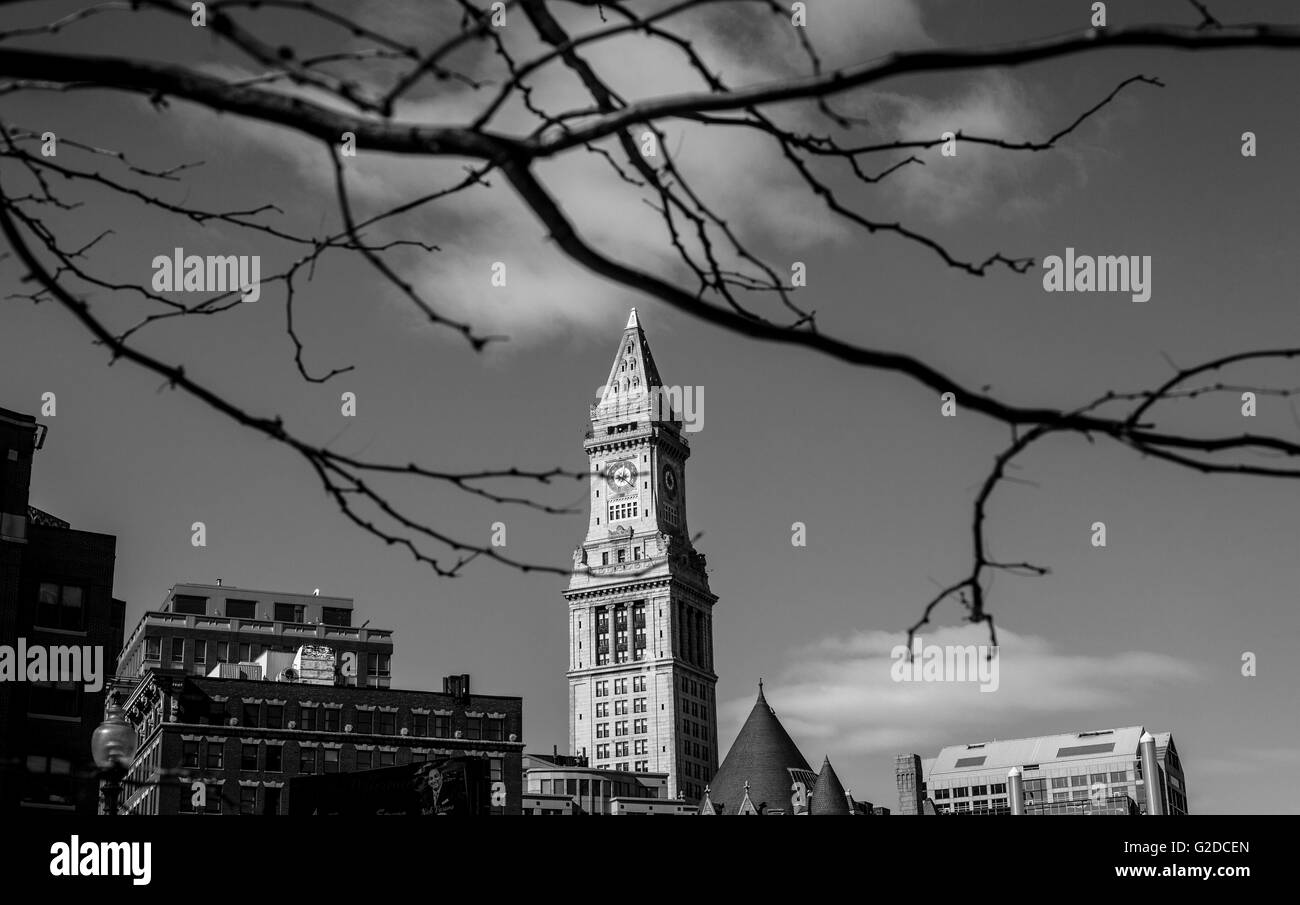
617, 549, 626, 563
602, 552, 609, 565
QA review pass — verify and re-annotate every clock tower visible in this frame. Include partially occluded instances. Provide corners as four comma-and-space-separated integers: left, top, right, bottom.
565, 309, 718, 801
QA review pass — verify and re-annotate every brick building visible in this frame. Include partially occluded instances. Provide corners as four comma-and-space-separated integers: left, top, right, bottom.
116, 670, 522, 815
0, 406, 126, 815
117, 582, 393, 690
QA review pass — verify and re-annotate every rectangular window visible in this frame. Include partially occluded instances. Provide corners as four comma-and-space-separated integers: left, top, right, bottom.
183, 740, 200, 768
225, 599, 257, 619
265, 704, 283, 729
144, 637, 161, 661
320, 607, 351, 627
486, 717, 505, 741
237, 642, 251, 661
299, 748, 317, 773
378, 750, 395, 767
172, 595, 207, 615
36, 582, 84, 631
239, 785, 257, 815
263, 786, 281, 815
193, 640, 207, 665
633, 676, 646, 692
241, 744, 258, 771
323, 708, 340, 732
242, 702, 259, 728
413, 713, 428, 737
323, 748, 339, 773
601, 552, 609, 565
273, 602, 305, 623
377, 711, 396, 735
595, 681, 609, 698
265, 746, 282, 772
207, 743, 224, 769
356, 710, 373, 734
367, 652, 391, 678
466, 717, 483, 740
205, 785, 221, 813
433, 715, 451, 738
1070, 775, 1089, 787
299, 706, 318, 731
216, 642, 229, 663
357, 749, 372, 770
170, 638, 185, 664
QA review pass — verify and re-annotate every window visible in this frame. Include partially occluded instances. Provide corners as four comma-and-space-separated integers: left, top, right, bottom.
273, 603, 305, 623
225, 599, 256, 619
205, 785, 221, 813
633, 719, 647, 734
241, 744, 258, 771
486, 717, 505, 741
324, 708, 340, 732
616, 548, 626, 563
413, 713, 428, 737
27, 681, 79, 717
265, 746, 282, 772
596, 703, 608, 718
596, 744, 610, 760
633, 676, 646, 692
467, 717, 483, 740
239, 785, 257, 815
1110, 771, 1129, 783
1051, 776, 1070, 789
615, 700, 628, 716
1070, 775, 1089, 787
615, 742, 629, 757
323, 748, 339, 773
207, 743, 224, 769
608, 501, 640, 522
193, 640, 207, 665
215, 642, 229, 663
36, 582, 83, 630
615, 721, 628, 737
299, 706, 318, 731
597, 724, 610, 739
237, 642, 251, 661
952, 786, 969, 798
615, 679, 628, 695
634, 739, 647, 755
321, 607, 351, 627
595, 681, 609, 698
172, 594, 207, 615
355, 710, 374, 734
144, 637, 161, 661
263, 786, 281, 815
299, 748, 318, 773
265, 704, 283, 729
367, 652, 391, 678
242, 702, 259, 728
601, 552, 609, 565
433, 715, 451, 738
633, 698, 646, 713
208, 700, 227, 726
378, 750, 395, 767
168, 638, 185, 664
377, 711, 396, 735
183, 740, 199, 768
357, 749, 372, 770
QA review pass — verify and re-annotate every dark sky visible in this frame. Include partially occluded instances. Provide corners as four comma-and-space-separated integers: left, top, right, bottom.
2, 0, 1298, 812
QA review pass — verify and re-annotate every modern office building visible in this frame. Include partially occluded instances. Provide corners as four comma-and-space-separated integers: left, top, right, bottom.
522, 750, 695, 815
0, 406, 126, 815
565, 309, 718, 800
896, 725, 1188, 815
115, 669, 522, 815
117, 582, 394, 690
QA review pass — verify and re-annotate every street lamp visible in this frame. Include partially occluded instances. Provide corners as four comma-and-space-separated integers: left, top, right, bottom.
91, 695, 138, 816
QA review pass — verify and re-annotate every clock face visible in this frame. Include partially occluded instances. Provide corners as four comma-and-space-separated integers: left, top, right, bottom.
661, 464, 678, 498
607, 460, 638, 493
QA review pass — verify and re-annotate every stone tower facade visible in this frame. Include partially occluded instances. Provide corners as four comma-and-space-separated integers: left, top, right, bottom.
565, 309, 718, 801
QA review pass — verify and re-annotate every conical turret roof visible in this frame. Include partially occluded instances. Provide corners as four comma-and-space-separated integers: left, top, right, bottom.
810, 756, 851, 815
706, 681, 811, 815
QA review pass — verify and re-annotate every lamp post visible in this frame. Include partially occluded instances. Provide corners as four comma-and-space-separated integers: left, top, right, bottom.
91, 695, 138, 816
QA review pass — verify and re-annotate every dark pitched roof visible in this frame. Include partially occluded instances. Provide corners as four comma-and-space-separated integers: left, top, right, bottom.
705, 681, 811, 815
810, 756, 851, 815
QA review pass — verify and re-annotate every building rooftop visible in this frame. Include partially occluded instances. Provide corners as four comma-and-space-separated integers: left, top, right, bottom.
927, 726, 1155, 775
706, 680, 812, 815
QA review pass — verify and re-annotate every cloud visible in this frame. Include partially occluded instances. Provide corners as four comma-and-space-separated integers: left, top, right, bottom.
155, 1, 1081, 343
723, 624, 1200, 758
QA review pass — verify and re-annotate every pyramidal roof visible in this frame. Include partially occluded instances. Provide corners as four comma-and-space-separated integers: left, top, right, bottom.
705, 681, 812, 815
594, 308, 666, 416
810, 756, 851, 815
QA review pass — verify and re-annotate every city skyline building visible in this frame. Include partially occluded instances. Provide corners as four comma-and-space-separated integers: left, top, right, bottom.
564, 309, 718, 800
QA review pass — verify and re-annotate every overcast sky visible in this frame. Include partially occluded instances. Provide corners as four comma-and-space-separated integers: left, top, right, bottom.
2, 0, 1299, 813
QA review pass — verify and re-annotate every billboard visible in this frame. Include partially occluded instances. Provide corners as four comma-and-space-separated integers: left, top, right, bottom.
288, 757, 490, 815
